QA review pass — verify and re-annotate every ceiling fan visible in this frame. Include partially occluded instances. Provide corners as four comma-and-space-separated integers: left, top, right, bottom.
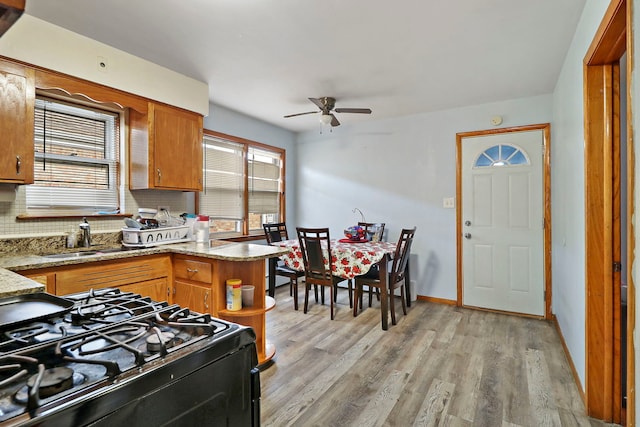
284, 97, 372, 127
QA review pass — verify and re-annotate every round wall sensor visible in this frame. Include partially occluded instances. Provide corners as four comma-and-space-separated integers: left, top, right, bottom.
491, 115, 503, 126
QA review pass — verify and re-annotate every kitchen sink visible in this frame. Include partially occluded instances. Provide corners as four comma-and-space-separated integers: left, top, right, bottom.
43, 251, 100, 259
43, 247, 139, 259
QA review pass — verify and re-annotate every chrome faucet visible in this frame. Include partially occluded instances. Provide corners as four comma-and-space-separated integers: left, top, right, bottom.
79, 217, 91, 247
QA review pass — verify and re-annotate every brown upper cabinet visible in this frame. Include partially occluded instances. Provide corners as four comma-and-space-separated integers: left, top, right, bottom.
129, 102, 204, 191
0, 60, 34, 184
0, 0, 24, 37
0, 56, 205, 192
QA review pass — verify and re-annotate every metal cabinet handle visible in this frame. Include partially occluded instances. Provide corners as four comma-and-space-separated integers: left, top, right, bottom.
204, 290, 209, 310
157, 168, 162, 182
15, 156, 21, 174
464, 233, 472, 239
186, 268, 199, 274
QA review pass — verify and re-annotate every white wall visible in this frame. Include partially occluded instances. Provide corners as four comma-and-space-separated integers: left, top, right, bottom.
295, 95, 552, 301
0, 15, 208, 115
551, 0, 612, 392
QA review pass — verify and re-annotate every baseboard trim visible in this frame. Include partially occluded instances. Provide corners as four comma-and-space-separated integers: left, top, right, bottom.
416, 295, 457, 305
551, 314, 586, 405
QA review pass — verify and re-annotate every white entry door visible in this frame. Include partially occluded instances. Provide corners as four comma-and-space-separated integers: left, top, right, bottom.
461, 129, 544, 316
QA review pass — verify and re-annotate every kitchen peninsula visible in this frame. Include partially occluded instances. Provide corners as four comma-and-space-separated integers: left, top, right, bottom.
0, 240, 287, 366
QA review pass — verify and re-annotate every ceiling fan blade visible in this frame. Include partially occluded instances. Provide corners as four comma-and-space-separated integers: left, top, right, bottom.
334, 108, 372, 114
284, 111, 318, 118
330, 114, 340, 127
308, 97, 325, 110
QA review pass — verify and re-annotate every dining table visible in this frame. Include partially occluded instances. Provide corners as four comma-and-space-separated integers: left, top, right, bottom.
268, 238, 410, 330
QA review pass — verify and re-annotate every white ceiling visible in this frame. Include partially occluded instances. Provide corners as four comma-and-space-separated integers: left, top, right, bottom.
25, 0, 586, 133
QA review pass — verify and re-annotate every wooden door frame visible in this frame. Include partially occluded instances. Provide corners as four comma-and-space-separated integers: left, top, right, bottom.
455, 123, 552, 319
583, 0, 634, 423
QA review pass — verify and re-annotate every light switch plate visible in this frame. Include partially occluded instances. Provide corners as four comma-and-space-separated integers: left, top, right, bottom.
443, 197, 455, 209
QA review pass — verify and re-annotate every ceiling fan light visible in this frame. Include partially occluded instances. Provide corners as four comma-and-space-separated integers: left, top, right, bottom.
319, 114, 332, 125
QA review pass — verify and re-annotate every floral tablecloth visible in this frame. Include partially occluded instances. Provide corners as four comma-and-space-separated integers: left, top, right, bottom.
274, 239, 397, 279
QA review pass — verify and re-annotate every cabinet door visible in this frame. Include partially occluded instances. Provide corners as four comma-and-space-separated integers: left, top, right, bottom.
121, 277, 168, 302
129, 102, 203, 191
22, 272, 55, 294
174, 280, 211, 314
0, 66, 34, 184
151, 103, 203, 191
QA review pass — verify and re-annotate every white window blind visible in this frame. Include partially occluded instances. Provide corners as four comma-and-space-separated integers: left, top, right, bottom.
201, 135, 244, 220
248, 147, 281, 215
26, 97, 120, 214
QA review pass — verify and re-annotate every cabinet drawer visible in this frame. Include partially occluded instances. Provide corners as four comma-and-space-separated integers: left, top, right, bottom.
174, 258, 212, 284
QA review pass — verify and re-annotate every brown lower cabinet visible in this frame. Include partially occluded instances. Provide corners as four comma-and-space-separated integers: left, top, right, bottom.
173, 254, 275, 366
173, 281, 211, 313
20, 254, 172, 302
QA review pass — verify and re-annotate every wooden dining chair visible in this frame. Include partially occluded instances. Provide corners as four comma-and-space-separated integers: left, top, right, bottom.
354, 222, 386, 307
296, 227, 351, 320
357, 222, 386, 242
353, 227, 416, 325
263, 222, 307, 310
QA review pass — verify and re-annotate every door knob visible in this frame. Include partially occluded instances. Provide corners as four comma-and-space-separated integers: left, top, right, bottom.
464, 233, 472, 239
464, 220, 471, 226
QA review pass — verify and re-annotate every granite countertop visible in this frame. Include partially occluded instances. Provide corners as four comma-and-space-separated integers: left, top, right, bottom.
0, 269, 45, 297
0, 240, 288, 297
170, 241, 289, 261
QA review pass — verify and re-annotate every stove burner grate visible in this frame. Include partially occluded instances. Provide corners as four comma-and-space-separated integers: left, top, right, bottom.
68, 292, 168, 327
26, 366, 73, 398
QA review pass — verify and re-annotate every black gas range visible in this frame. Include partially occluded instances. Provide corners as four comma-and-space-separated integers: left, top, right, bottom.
0, 288, 260, 426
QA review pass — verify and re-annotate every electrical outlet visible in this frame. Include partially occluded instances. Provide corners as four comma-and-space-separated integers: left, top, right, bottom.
443, 197, 455, 209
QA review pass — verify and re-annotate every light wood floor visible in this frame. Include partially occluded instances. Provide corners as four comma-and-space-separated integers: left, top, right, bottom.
260, 286, 619, 427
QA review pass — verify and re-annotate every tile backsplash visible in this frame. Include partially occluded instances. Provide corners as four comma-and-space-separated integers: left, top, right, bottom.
0, 185, 195, 238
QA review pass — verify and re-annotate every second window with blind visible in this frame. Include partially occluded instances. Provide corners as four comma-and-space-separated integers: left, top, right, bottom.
200, 131, 284, 238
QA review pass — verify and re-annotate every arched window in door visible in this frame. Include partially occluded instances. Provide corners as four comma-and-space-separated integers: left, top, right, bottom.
474, 144, 529, 167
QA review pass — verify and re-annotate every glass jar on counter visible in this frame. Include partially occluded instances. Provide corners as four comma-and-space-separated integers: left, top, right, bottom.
195, 215, 210, 243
